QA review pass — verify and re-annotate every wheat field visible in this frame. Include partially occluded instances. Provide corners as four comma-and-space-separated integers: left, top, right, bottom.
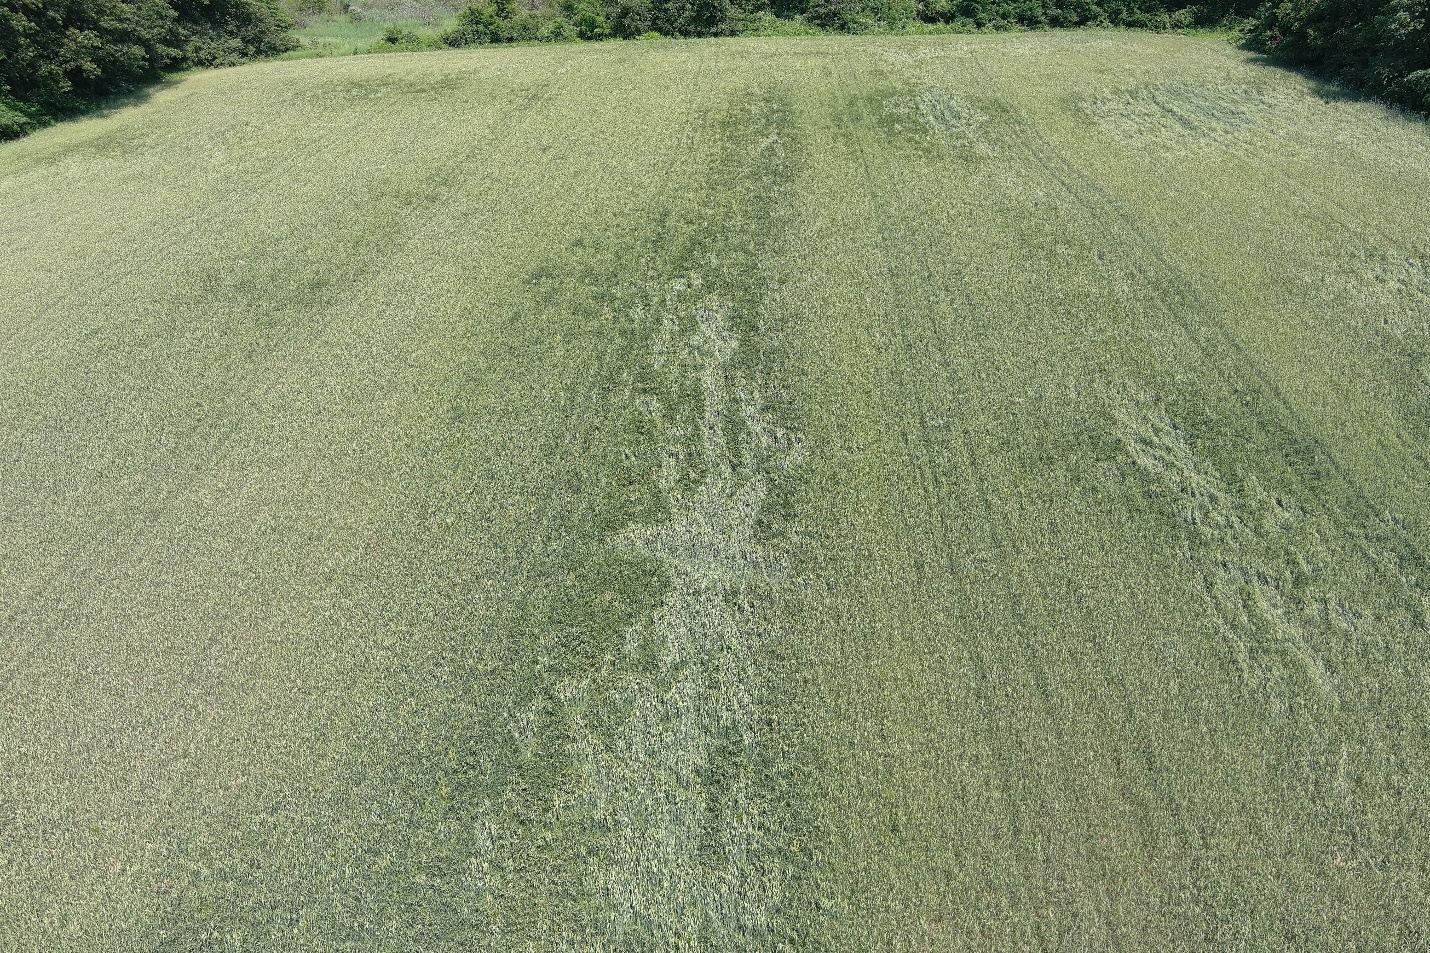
2, 31, 1429, 950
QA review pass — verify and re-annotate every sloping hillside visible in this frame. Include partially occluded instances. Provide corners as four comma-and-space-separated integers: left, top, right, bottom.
2, 33, 1429, 950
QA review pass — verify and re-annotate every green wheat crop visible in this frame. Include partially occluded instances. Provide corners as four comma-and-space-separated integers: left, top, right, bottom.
2, 31, 1428, 951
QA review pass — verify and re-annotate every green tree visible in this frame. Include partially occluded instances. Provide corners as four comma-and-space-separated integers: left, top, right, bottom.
1253, 0, 1430, 111
0, 0, 294, 137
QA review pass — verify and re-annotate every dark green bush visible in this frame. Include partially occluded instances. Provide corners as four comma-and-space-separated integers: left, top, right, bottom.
375, 25, 445, 49
443, 0, 582, 43
442, 0, 503, 42
0, 91, 39, 138
0, 0, 295, 137
734, 9, 822, 31
609, 0, 657, 35
1250, 0, 1430, 111
427, 0, 1269, 46
566, 0, 612, 37
806, 0, 916, 30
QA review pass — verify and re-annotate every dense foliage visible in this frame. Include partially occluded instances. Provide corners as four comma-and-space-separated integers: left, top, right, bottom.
0, 0, 295, 137
428, 0, 1260, 46
1250, 0, 1430, 111
419, 0, 1428, 112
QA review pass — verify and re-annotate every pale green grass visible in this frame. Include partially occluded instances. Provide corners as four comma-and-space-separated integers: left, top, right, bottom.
281, 0, 468, 58
280, 14, 456, 58
1, 33, 1428, 951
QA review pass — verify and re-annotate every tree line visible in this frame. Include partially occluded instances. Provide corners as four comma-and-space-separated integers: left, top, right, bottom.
429, 0, 1427, 114
430, 0, 1258, 46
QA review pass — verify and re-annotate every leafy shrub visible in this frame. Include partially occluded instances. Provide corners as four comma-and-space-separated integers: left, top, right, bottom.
173, 0, 297, 64
524, 0, 1234, 37
383, 23, 422, 41
0, 91, 38, 138
442, 0, 580, 43
566, 0, 613, 37
542, 14, 580, 37
0, 0, 296, 138
443, 0, 503, 42
736, 10, 822, 31
1404, 69, 1430, 108
1251, 0, 1430, 111
806, 0, 916, 30
504, 9, 552, 40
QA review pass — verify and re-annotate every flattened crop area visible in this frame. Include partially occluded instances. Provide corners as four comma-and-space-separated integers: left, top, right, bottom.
2, 32, 1428, 950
